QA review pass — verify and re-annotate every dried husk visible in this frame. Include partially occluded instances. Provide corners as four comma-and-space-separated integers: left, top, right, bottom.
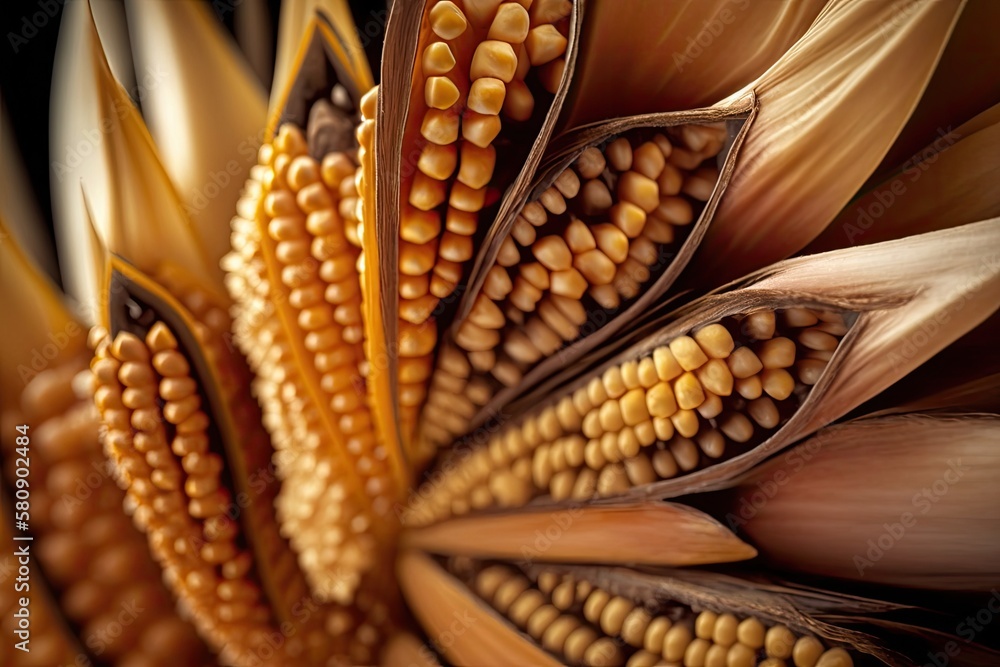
402, 501, 757, 567
125, 0, 268, 265
561, 0, 825, 126
727, 412, 1000, 591
690, 0, 967, 286
51, 0, 222, 318
806, 102, 1000, 253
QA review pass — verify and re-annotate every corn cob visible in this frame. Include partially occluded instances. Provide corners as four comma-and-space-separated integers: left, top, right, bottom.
1, 358, 211, 667
404, 556, 855, 667
88, 262, 389, 664
378, 0, 577, 446
421, 121, 727, 450
407, 306, 849, 525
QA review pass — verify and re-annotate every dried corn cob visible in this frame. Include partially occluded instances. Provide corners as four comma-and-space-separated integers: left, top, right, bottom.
420, 115, 739, 453
407, 306, 850, 525
400, 555, 859, 667
0, 223, 213, 666
222, 25, 409, 634
369, 0, 581, 451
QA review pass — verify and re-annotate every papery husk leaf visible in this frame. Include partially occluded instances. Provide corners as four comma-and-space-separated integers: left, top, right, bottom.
0, 218, 84, 400
397, 550, 565, 667
523, 564, 910, 665
806, 102, 1000, 253
51, 0, 221, 318
271, 0, 371, 119
859, 311, 1000, 416
562, 0, 824, 126
730, 413, 1000, 591
402, 502, 756, 566
235, 0, 275, 87
508, 220, 1000, 500
91, 0, 137, 99
125, 0, 268, 265
865, 0, 1000, 186
691, 0, 966, 286
456, 98, 756, 432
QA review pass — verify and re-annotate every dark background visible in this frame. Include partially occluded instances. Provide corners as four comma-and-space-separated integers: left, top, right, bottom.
0, 0, 385, 287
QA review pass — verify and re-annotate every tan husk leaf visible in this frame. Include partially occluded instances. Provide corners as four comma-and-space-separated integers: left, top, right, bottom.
402, 501, 756, 566
51, 0, 222, 316
730, 412, 1000, 591
806, 102, 1000, 253
125, 0, 268, 266
562, 0, 824, 126
690, 0, 967, 286
398, 550, 562, 667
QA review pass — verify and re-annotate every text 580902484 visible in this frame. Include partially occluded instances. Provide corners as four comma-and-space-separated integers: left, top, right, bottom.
12, 423, 32, 653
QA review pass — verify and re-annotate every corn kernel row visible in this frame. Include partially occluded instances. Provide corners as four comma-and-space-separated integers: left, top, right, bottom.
384, 1, 575, 441
420, 122, 726, 450
225, 105, 398, 609
0, 358, 209, 666
406, 307, 850, 526
448, 560, 854, 667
